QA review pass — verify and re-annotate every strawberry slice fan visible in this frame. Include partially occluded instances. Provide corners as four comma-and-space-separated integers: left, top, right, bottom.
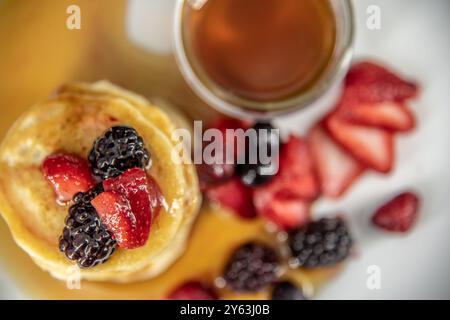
205, 60, 420, 230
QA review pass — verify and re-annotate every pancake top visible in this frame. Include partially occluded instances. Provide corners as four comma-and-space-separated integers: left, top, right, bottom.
0, 82, 200, 278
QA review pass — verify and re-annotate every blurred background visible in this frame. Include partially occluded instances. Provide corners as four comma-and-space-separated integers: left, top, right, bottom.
0, 0, 449, 299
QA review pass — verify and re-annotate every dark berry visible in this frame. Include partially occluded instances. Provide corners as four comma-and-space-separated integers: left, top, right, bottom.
197, 162, 234, 191
59, 186, 116, 268
289, 218, 353, 268
236, 122, 280, 187
223, 242, 279, 292
271, 281, 306, 300
88, 126, 150, 180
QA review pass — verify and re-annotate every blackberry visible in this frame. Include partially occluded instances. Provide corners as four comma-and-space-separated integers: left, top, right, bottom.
271, 281, 306, 300
223, 242, 279, 292
59, 185, 117, 268
236, 122, 280, 187
88, 126, 150, 180
288, 218, 353, 268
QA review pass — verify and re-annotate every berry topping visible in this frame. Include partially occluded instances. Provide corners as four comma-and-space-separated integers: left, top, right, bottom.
236, 122, 280, 187
59, 186, 116, 268
223, 242, 279, 292
43, 154, 95, 204
197, 162, 235, 191
207, 117, 250, 166
252, 135, 315, 229
289, 218, 353, 268
91, 191, 138, 249
253, 187, 311, 229
339, 93, 416, 132
168, 281, 218, 300
147, 175, 164, 219
345, 61, 419, 103
205, 177, 256, 218
271, 281, 306, 300
308, 124, 364, 198
325, 112, 394, 173
88, 126, 150, 180
372, 192, 420, 232
103, 168, 154, 248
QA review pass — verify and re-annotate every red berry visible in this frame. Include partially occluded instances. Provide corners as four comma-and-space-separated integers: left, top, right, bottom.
42, 154, 95, 204
168, 281, 217, 300
147, 175, 164, 219
208, 117, 250, 163
103, 168, 154, 247
372, 192, 420, 232
308, 124, 364, 198
205, 177, 256, 219
325, 111, 394, 173
345, 61, 419, 103
91, 191, 138, 249
253, 186, 311, 229
252, 136, 316, 229
338, 91, 416, 132
197, 162, 235, 191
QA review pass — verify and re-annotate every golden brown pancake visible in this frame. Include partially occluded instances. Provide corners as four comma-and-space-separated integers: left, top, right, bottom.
0, 82, 200, 282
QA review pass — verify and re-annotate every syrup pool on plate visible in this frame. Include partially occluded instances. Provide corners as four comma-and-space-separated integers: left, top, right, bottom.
0, 206, 340, 299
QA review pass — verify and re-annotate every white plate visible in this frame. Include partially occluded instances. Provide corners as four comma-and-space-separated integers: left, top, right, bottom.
1, 0, 449, 299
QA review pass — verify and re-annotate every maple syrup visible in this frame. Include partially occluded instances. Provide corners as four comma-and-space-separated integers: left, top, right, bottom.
184, 0, 337, 102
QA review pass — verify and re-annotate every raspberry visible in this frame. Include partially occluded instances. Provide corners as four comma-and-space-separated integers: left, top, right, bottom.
168, 281, 218, 300
59, 185, 117, 268
223, 242, 279, 292
289, 218, 353, 268
88, 126, 150, 180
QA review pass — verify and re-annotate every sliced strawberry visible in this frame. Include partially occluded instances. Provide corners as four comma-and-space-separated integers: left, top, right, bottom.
277, 135, 320, 200
103, 168, 153, 248
168, 281, 218, 300
338, 91, 416, 132
250, 135, 317, 229
372, 192, 420, 232
42, 154, 95, 203
205, 177, 256, 219
147, 175, 164, 219
253, 185, 311, 229
345, 61, 419, 103
208, 117, 250, 162
325, 112, 394, 173
308, 124, 364, 198
197, 162, 235, 191
91, 191, 138, 249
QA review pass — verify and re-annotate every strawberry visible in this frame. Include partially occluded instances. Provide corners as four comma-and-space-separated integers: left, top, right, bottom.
167, 281, 218, 300
91, 191, 138, 248
147, 175, 164, 219
250, 135, 317, 229
205, 177, 256, 219
42, 154, 95, 204
103, 168, 153, 248
208, 117, 250, 162
276, 135, 320, 200
345, 61, 419, 103
253, 186, 311, 229
338, 91, 416, 132
197, 162, 235, 191
325, 112, 394, 173
372, 192, 420, 232
308, 124, 364, 198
